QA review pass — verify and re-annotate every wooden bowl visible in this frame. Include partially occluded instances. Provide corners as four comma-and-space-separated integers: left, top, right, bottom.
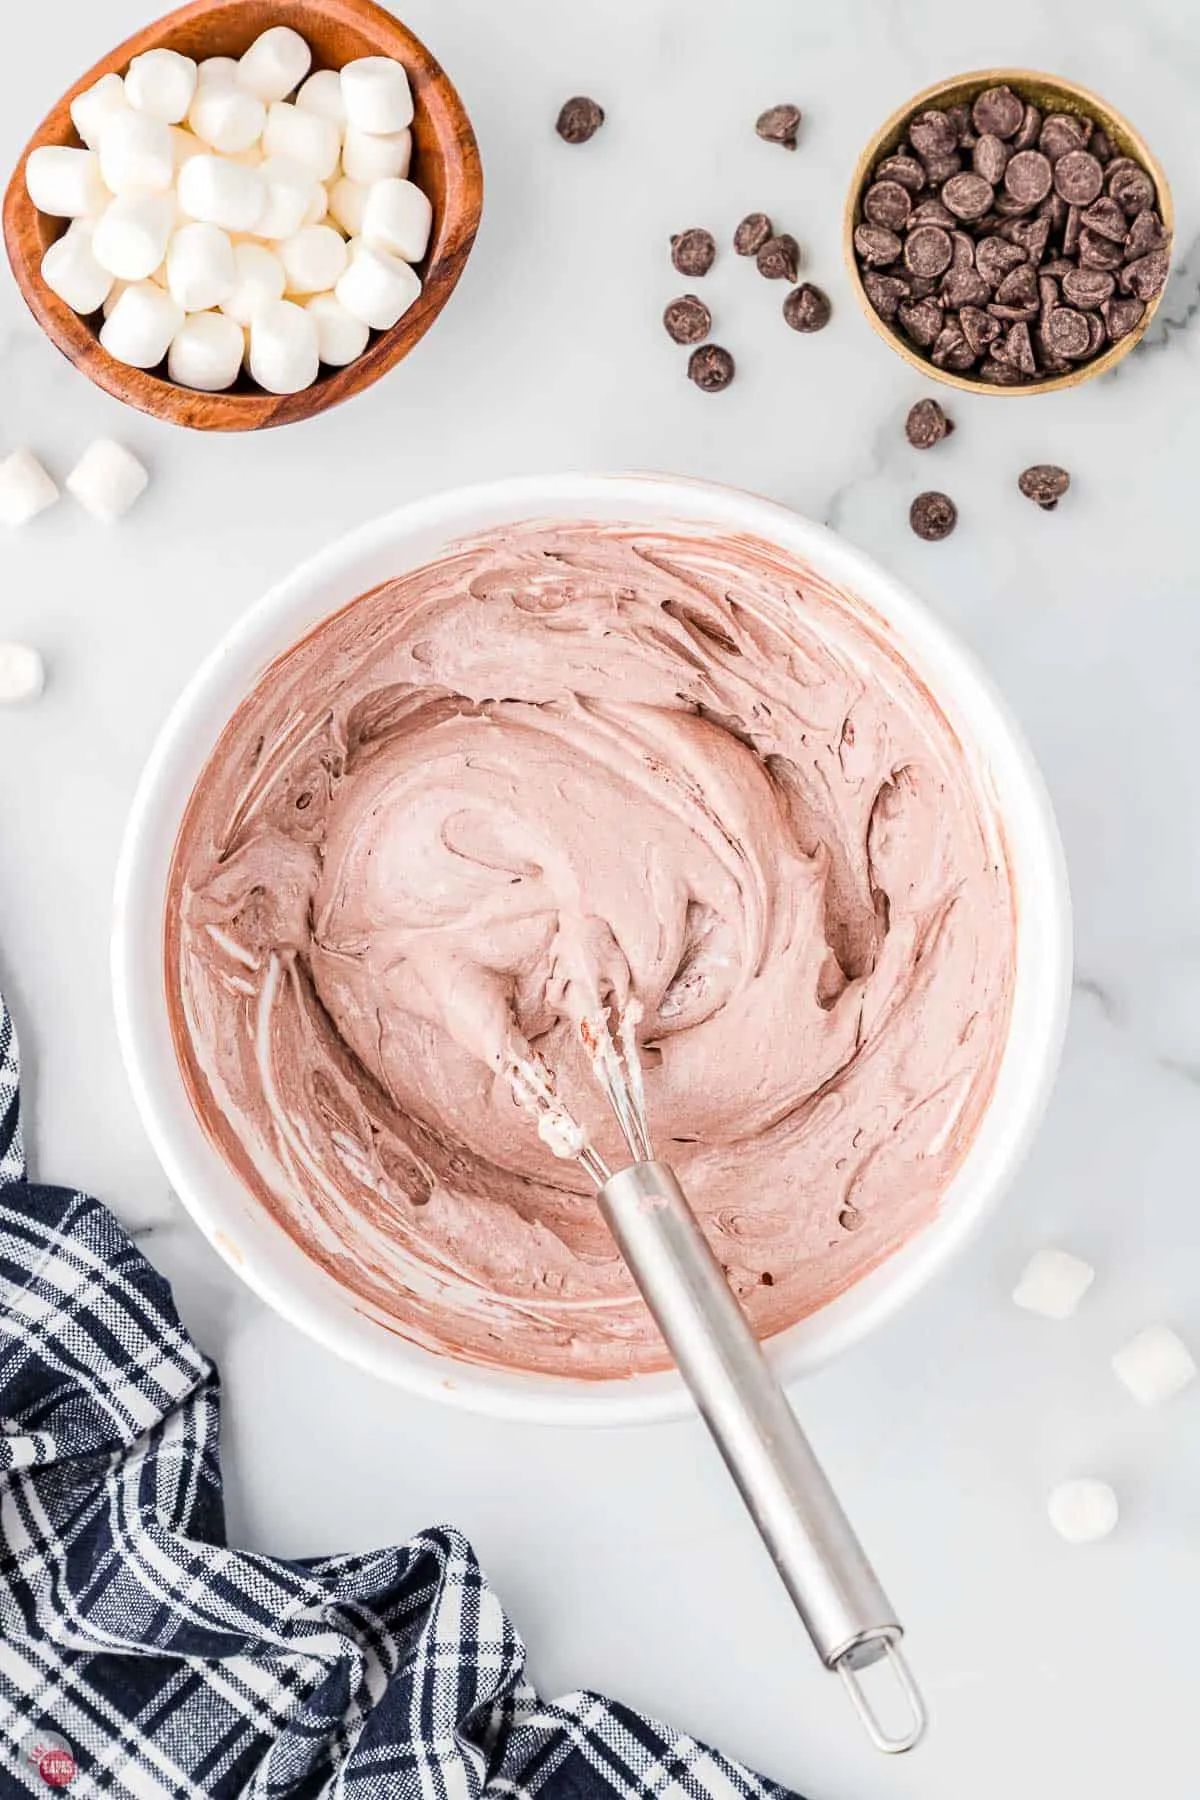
843, 68, 1173, 397
2, 0, 482, 430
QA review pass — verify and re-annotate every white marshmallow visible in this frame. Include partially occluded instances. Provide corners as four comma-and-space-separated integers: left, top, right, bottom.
1012, 1248, 1095, 1321
99, 280, 183, 366
1047, 1479, 1119, 1545
328, 175, 367, 236
70, 73, 130, 151
306, 292, 369, 365
196, 56, 238, 89
248, 298, 319, 392
91, 193, 174, 280
97, 110, 174, 195
188, 82, 266, 155
125, 49, 197, 124
340, 57, 413, 135
25, 146, 107, 219
1112, 1324, 1197, 1408
0, 644, 46, 703
340, 124, 411, 185
296, 68, 346, 129
0, 450, 59, 528
361, 176, 431, 263
170, 125, 206, 169
66, 438, 149, 521
335, 239, 421, 330
219, 240, 286, 325
42, 221, 114, 314
166, 220, 236, 309
177, 154, 265, 232
236, 27, 312, 103
102, 277, 131, 318
280, 224, 347, 295
168, 310, 245, 390
255, 154, 316, 239
303, 182, 329, 226
262, 101, 340, 181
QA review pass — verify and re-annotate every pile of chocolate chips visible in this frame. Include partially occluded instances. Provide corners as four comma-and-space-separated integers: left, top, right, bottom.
852, 84, 1170, 384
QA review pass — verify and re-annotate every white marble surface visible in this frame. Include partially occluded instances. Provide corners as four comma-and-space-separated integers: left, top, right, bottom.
2, 0, 1199, 1793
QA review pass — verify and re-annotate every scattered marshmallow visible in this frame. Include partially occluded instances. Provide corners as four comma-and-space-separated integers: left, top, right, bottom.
335, 240, 421, 330
280, 224, 347, 295
328, 175, 367, 237
91, 193, 174, 282
99, 279, 184, 366
341, 124, 411, 186
296, 68, 346, 129
362, 177, 432, 264
168, 310, 245, 390
262, 101, 340, 181
187, 81, 266, 155
42, 222, 114, 315
166, 220, 236, 309
125, 48, 197, 124
306, 292, 369, 366
70, 73, 130, 151
1012, 1248, 1095, 1321
0, 644, 46, 704
25, 145, 107, 219
66, 438, 149, 522
219, 240, 286, 325
177, 154, 265, 233
340, 56, 413, 135
97, 110, 174, 196
236, 26, 312, 104
248, 298, 319, 393
255, 154, 317, 240
1112, 1324, 1197, 1409
0, 450, 60, 528
1047, 1478, 1119, 1545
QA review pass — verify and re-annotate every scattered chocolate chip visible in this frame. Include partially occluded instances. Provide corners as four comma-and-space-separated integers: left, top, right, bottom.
687, 343, 734, 391
875, 154, 927, 192
1109, 163, 1155, 216
1054, 149, 1104, 206
671, 228, 716, 277
910, 109, 960, 160
1005, 149, 1053, 205
555, 96, 605, 144
863, 271, 911, 319
1018, 464, 1070, 510
1012, 103, 1042, 152
910, 491, 957, 539
756, 103, 802, 149
1061, 266, 1114, 308
756, 233, 800, 281
783, 282, 831, 331
897, 295, 944, 346
942, 171, 994, 221
733, 211, 772, 256
864, 180, 913, 230
973, 134, 1010, 185
854, 222, 902, 267
905, 224, 953, 278
1121, 248, 1170, 300
972, 85, 1025, 139
905, 397, 954, 448
1042, 305, 1090, 358
663, 294, 712, 344
1102, 295, 1145, 340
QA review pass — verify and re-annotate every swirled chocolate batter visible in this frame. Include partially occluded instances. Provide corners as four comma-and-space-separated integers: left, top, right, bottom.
167, 521, 1014, 1378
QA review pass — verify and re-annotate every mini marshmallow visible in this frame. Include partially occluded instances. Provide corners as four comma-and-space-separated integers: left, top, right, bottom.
361, 176, 431, 263
340, 124, 411, 185
97, 110, 174, 195
296, 68, 347, 129
340, 57, 414, 135
335, 239, 421, 330
248, 298, 319, 393
1112, 1324, 1197, 1408
255, 154, 317, 239
196, 56, 238, 89
219, 240, 286, 325
307, 292, 369, 365
0, 644, 46, 704
166, 220, 236, 309
177, 154, 266, 232
92, 193, 174, 280
125, 48, 197, 124
262, 101, 340, 181
1047, 1479, 1119, 1545
280, 224, 348, 295
1012, 1248, 1095, 1321
66, 438, 149, 522
328, 175, 367, 236
168, 310, 245, 390
236, 27, 312, 103
70, 73, 130, 151
25, 146, 107, 219
303, 182, 329, 226
42, 221, 114, 314
99, 279, 183, 366
102, 277, 131, 318
188, 83, 266, 155
0, 450, 59, 528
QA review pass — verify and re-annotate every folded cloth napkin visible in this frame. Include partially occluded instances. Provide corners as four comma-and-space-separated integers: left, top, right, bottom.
0, 989, 799, 1800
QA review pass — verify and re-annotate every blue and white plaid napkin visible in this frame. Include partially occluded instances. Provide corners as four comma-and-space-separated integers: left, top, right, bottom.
0, 989, 799, 1800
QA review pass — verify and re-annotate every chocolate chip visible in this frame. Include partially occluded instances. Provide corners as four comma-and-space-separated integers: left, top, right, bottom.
1054, 149, 1104, 206
663, 294, 712, 344
733, 212, 772, 256
760, 1269, 775, 1285
920, 150, 963, 189
978, 359, 1027, 384
863, 271, 911, 320
931, 323, 975, 370
854, 223, 901, 267
687, 344, 734, 391
941, 261, 990, 307
1038, 273, 1061, 314
1043, 305, 1090, 358
988, 297, 1039, 324
973, 134, 1010, 185
1005, 149, 1053, 205
1089, 128, 1115, 163
1078, 227, 1125, 270
1038, 191, 1069, 234
864, 180, 913, 230
910, 491, 957, 539
1108, 163, 1155, 215
994, 191, 1039, 220
905, 397, 954, 448
1039, 112, 1089, 162
910, 109, 960, 160
976, 236, 1027, 285
1102, 295, 1145, 340
1102, 155, 1141, 186
1060, 266, 1114, 309
1124, 210, 1168, 259
944, 104, 972, 143
783, 282, 831, 331
904, 224, 953, 278
671, 228, 716, 276
999, 319, 1038, 373
897, 295, 944, 346
1012, 103, 1042, 152
1062, 205, 1082, 258
1018, 464, 1070, 510
1121, 248, 1170, 300
555, 96, 604, 144
756, 103, 802, 149
1084, 310, 1107, 355
960, 304, 1001, 354
994, 261, 1038, 309
1080, 196, 1128, 242
910, 198, 956, 229
875, 154, 927, 192
756, 233, 800, 281
942, 171, 994, 221
1003, 216, 1051, 263
972, 85, 1025, 139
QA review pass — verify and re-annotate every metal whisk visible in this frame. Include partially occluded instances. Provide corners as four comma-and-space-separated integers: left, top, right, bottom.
510, 1006, 927, 1756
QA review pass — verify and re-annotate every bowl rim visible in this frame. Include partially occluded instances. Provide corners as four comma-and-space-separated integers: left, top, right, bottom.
112, 471, 1073, 1426
843, 65, 1174, 397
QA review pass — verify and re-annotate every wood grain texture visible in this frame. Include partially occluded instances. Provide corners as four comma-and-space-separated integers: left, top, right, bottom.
2, 0, 483, 430
842, 68, 1173, 398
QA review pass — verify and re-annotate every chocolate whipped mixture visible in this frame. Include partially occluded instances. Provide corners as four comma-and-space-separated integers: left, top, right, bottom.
166, 521, 1015, 1378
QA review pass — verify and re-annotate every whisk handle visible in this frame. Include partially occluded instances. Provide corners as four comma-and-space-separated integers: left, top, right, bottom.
597, 1159, 925, 1754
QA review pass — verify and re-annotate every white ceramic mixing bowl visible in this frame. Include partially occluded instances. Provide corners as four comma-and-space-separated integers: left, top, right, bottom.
112, 473, 1071, 1425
